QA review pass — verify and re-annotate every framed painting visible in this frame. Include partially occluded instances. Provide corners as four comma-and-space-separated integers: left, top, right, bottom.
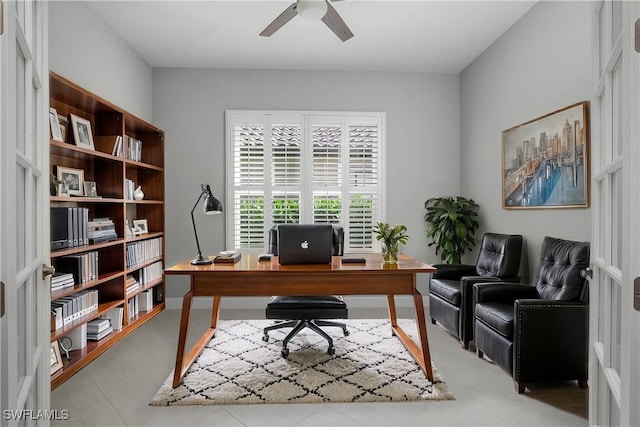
502, 101, 590, 209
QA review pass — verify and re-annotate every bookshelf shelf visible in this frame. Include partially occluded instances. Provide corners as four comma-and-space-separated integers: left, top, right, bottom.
49, 72, 165, 390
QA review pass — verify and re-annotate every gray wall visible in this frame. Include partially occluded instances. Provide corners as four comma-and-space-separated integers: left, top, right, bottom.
459, 1, 592, 282
152, 69, 461, 305
49, 1, 153, 121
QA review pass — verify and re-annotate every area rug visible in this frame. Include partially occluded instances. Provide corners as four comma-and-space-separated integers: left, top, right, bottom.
150, 319, 455, 406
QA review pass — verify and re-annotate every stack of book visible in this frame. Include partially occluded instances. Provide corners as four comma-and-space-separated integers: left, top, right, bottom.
86, 318, 113, 341
126, 237, 162, 268
54, 251, 98, 284
127, 295, 139, 321
102, 306, 124, 332
87, 218, 118, 243
50, 272, 74, 293
125, 275, 140, 295
124, 135, 142, 162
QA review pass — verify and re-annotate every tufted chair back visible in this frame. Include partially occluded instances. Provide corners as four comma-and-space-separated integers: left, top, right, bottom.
475, 233, 523, 278
268, 224, 344, 256
535, 236, 590, 302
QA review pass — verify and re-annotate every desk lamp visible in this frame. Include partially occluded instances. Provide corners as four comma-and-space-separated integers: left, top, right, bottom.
190, 184, 223, 265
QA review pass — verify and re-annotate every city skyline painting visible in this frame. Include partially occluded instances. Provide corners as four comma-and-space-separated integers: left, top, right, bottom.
502, 101, 589, 209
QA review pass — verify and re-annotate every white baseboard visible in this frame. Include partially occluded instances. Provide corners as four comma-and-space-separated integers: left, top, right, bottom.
165, 295, 418, 310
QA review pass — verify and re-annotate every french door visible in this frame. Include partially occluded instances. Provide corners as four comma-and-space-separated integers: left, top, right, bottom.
590, 1, 640, 425
0, 1, 50, 426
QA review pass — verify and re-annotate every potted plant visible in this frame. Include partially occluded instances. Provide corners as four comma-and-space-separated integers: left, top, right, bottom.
373, 222, 409, 264
423, 196, 479, 264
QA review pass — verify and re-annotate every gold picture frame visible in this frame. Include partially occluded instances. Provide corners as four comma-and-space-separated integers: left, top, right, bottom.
502, 101, 590, 209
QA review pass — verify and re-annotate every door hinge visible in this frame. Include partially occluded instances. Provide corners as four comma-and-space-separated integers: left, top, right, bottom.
634, 277, 640, 311
0, 281, 4, 318
636, 18, 640, 53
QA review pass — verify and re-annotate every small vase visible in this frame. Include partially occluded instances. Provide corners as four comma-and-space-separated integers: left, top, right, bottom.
381, 242, 399, 264
133, 186, 144, 200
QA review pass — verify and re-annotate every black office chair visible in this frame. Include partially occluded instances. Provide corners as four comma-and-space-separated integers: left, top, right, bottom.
262, 224, 349, 358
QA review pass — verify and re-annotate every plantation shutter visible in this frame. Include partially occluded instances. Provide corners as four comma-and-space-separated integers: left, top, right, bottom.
232, 123, 265, 248
271, 124, 302, 224
226, 111, 384, 252
312, 123, 342, 224
348, 121, 380, 250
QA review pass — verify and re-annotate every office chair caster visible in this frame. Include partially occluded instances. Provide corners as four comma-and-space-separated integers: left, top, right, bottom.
262, 334, 269, 342
343, 328, 349, 336
327, 346, 335, 355
281, 347, 290, 358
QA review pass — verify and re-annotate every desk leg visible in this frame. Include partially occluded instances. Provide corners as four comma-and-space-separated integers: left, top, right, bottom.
387, 295, 398, 328
172, 293, 221, 388
387, 292, 434, 382
173, 291, 193, 388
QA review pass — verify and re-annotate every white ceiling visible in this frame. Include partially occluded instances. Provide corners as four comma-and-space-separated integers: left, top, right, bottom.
88, 0, 537, 73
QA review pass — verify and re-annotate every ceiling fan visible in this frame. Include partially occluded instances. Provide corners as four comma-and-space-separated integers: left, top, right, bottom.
259, 0, 354, 42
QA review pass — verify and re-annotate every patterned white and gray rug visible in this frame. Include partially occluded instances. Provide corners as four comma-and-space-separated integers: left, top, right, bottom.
150, 319, 454, 406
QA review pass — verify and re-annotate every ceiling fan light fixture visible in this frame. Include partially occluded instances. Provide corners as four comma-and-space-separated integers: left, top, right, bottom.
297, 0, 328, 21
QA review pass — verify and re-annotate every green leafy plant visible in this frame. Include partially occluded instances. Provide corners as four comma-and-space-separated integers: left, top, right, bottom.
373, 222, 409, 263
423, 196, 479, 264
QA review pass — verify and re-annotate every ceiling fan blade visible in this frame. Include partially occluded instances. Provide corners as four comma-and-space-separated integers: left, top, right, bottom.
259, 3, 298, 37
321, 2, 353, 42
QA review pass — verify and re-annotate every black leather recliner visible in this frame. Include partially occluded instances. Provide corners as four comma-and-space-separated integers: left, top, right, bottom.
473, 236, 590, 394
262, 224, 349, 358
428, 233, 523, 349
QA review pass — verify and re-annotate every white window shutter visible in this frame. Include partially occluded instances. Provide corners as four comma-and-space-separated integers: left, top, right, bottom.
226, 111, 385, 251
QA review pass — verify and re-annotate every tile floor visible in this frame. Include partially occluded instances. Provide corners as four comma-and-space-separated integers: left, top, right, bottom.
51, 307, 587, 426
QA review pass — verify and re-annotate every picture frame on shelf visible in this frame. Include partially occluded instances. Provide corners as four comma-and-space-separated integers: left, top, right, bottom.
132, 219, 148, 235
56, 166, 84, 196
83, 181, 98, 198
502, 101, 590, 209
49, 107, 63, 142
69, 113, 95, 150
58, 114, 69, 143
50, 340, 63, 375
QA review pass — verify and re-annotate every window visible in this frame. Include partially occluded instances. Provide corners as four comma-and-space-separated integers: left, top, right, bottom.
225, 111, 385, 252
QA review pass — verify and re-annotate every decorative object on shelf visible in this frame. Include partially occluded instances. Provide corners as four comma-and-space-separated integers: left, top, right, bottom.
190, 184, 223, 265
50, 340, 63, 375
133, 185, 144, 200
373, 222, 409, 265
69, 113, 95, 150
58, 336, 73, 361
502, 101, 589, 209
50, 173, 63, 196
56, 166, 84, 196
424, 196, 479, 264
49, 107, 63, 142
132, 219, 149, 235
57, 114, 69, 142
83, 181, 98, 198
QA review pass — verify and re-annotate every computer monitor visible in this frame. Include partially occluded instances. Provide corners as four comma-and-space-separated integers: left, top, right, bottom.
277, 224, 334, 265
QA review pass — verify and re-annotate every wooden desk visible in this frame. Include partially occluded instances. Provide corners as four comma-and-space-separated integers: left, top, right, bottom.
165, 253, 437, 388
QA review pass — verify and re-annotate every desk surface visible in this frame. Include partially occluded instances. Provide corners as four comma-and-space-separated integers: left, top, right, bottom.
166, 253, 436, 275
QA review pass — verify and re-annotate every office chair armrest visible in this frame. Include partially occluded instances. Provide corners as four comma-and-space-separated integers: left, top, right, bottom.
431, 264, 477, 280
473, 283, 537, 304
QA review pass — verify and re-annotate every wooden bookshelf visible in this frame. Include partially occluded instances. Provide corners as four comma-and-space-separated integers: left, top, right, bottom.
49, 72, 165, 390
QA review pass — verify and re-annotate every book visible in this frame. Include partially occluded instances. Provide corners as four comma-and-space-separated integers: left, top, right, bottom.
213, 252, 241, 263
87, 318, 111, 333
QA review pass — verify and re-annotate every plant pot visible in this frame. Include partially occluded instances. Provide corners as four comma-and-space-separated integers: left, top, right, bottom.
382, 242, 399, 264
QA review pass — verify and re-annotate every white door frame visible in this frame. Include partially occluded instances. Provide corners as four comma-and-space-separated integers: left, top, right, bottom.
0, 1, 50, 425
590, 1, 640, 425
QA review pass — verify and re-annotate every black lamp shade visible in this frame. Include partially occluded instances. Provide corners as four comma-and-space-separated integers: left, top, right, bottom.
204, 195, 223, 215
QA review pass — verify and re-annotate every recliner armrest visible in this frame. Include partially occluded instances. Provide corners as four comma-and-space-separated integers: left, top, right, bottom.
431, 264, 477, 280
514, 299, 588, 383
474, 283, 537, 304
